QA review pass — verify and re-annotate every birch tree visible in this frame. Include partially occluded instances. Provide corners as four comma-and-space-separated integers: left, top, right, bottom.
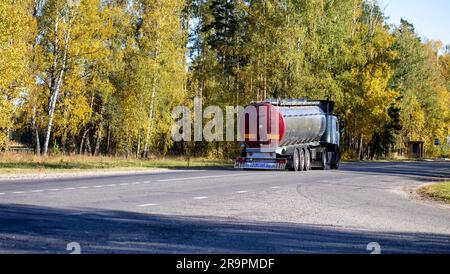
39, 0, 80, 156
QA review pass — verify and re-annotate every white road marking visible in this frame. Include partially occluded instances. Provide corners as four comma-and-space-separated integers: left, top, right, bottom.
94, 185, 105, 188
48, 189, 60, 191
193, 196, 208, 200
142, 181, 151, 184
271, 186, 281, 189
13, 191, 25, 194
137, 203, 158, 207
106, 184, 116, 187
78, 186, 89, 189
158, 173, 255, 182
119, 183, 129, 186
31, 190, 44, 193
236, 190, 249, 194
66, 212, 87, 216
0, 193, 5, 195
132, 182, 141, 185
64, 188, 76, 190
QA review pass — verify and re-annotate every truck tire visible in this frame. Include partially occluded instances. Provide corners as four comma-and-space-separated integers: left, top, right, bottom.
299, 149, 305, 171
304, 149, 311, 171
320, 149, 329, 170
240, 147, 247, 157
289, 149, 300, 172
330, 149, 340, 170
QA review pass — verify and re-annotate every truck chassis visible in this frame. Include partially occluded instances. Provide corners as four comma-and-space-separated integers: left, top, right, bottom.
235, 143, 340, 171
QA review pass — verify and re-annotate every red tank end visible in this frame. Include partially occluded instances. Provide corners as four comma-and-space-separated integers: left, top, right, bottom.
240, 103, 286, 149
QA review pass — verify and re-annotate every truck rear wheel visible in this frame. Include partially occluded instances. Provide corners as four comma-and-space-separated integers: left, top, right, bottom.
299, 149, 305, 171
304, 149, 311, 171
320, 149, 330, 170
289, 149, 300, 172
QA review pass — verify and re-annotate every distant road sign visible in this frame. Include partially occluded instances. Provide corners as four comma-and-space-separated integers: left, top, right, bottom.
434, 139, 440, 146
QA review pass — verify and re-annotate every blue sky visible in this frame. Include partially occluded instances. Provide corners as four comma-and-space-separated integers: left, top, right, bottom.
379, 0, 450, 45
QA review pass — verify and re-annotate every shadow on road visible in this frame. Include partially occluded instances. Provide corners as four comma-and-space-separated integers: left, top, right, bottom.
340, 161, 450, 182
1, 204, 449, 254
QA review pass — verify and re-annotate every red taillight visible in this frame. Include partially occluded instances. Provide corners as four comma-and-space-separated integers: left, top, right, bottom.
236, 157, 245, 163
276, 159, 287, 164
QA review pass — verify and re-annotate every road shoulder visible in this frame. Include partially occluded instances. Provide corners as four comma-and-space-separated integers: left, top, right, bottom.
405, 183, 450, 210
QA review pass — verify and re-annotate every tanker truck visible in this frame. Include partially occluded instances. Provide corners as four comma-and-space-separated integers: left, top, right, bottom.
235, 99, 344, 171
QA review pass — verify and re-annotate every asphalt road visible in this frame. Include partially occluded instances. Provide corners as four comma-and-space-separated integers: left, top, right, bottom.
0, 161, 449, 254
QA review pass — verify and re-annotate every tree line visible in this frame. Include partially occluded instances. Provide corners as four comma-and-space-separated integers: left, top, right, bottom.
0, 0, 449, 159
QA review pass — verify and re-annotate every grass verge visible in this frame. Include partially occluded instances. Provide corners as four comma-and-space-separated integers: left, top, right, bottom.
417, 182, 450, 204
0, 153, 233, 174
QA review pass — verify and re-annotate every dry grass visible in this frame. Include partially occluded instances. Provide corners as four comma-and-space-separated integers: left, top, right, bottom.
0, 152, 233, 174
418, 182, 450, 204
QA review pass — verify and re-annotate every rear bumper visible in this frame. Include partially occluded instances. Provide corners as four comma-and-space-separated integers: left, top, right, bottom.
234, 158, 287, 170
